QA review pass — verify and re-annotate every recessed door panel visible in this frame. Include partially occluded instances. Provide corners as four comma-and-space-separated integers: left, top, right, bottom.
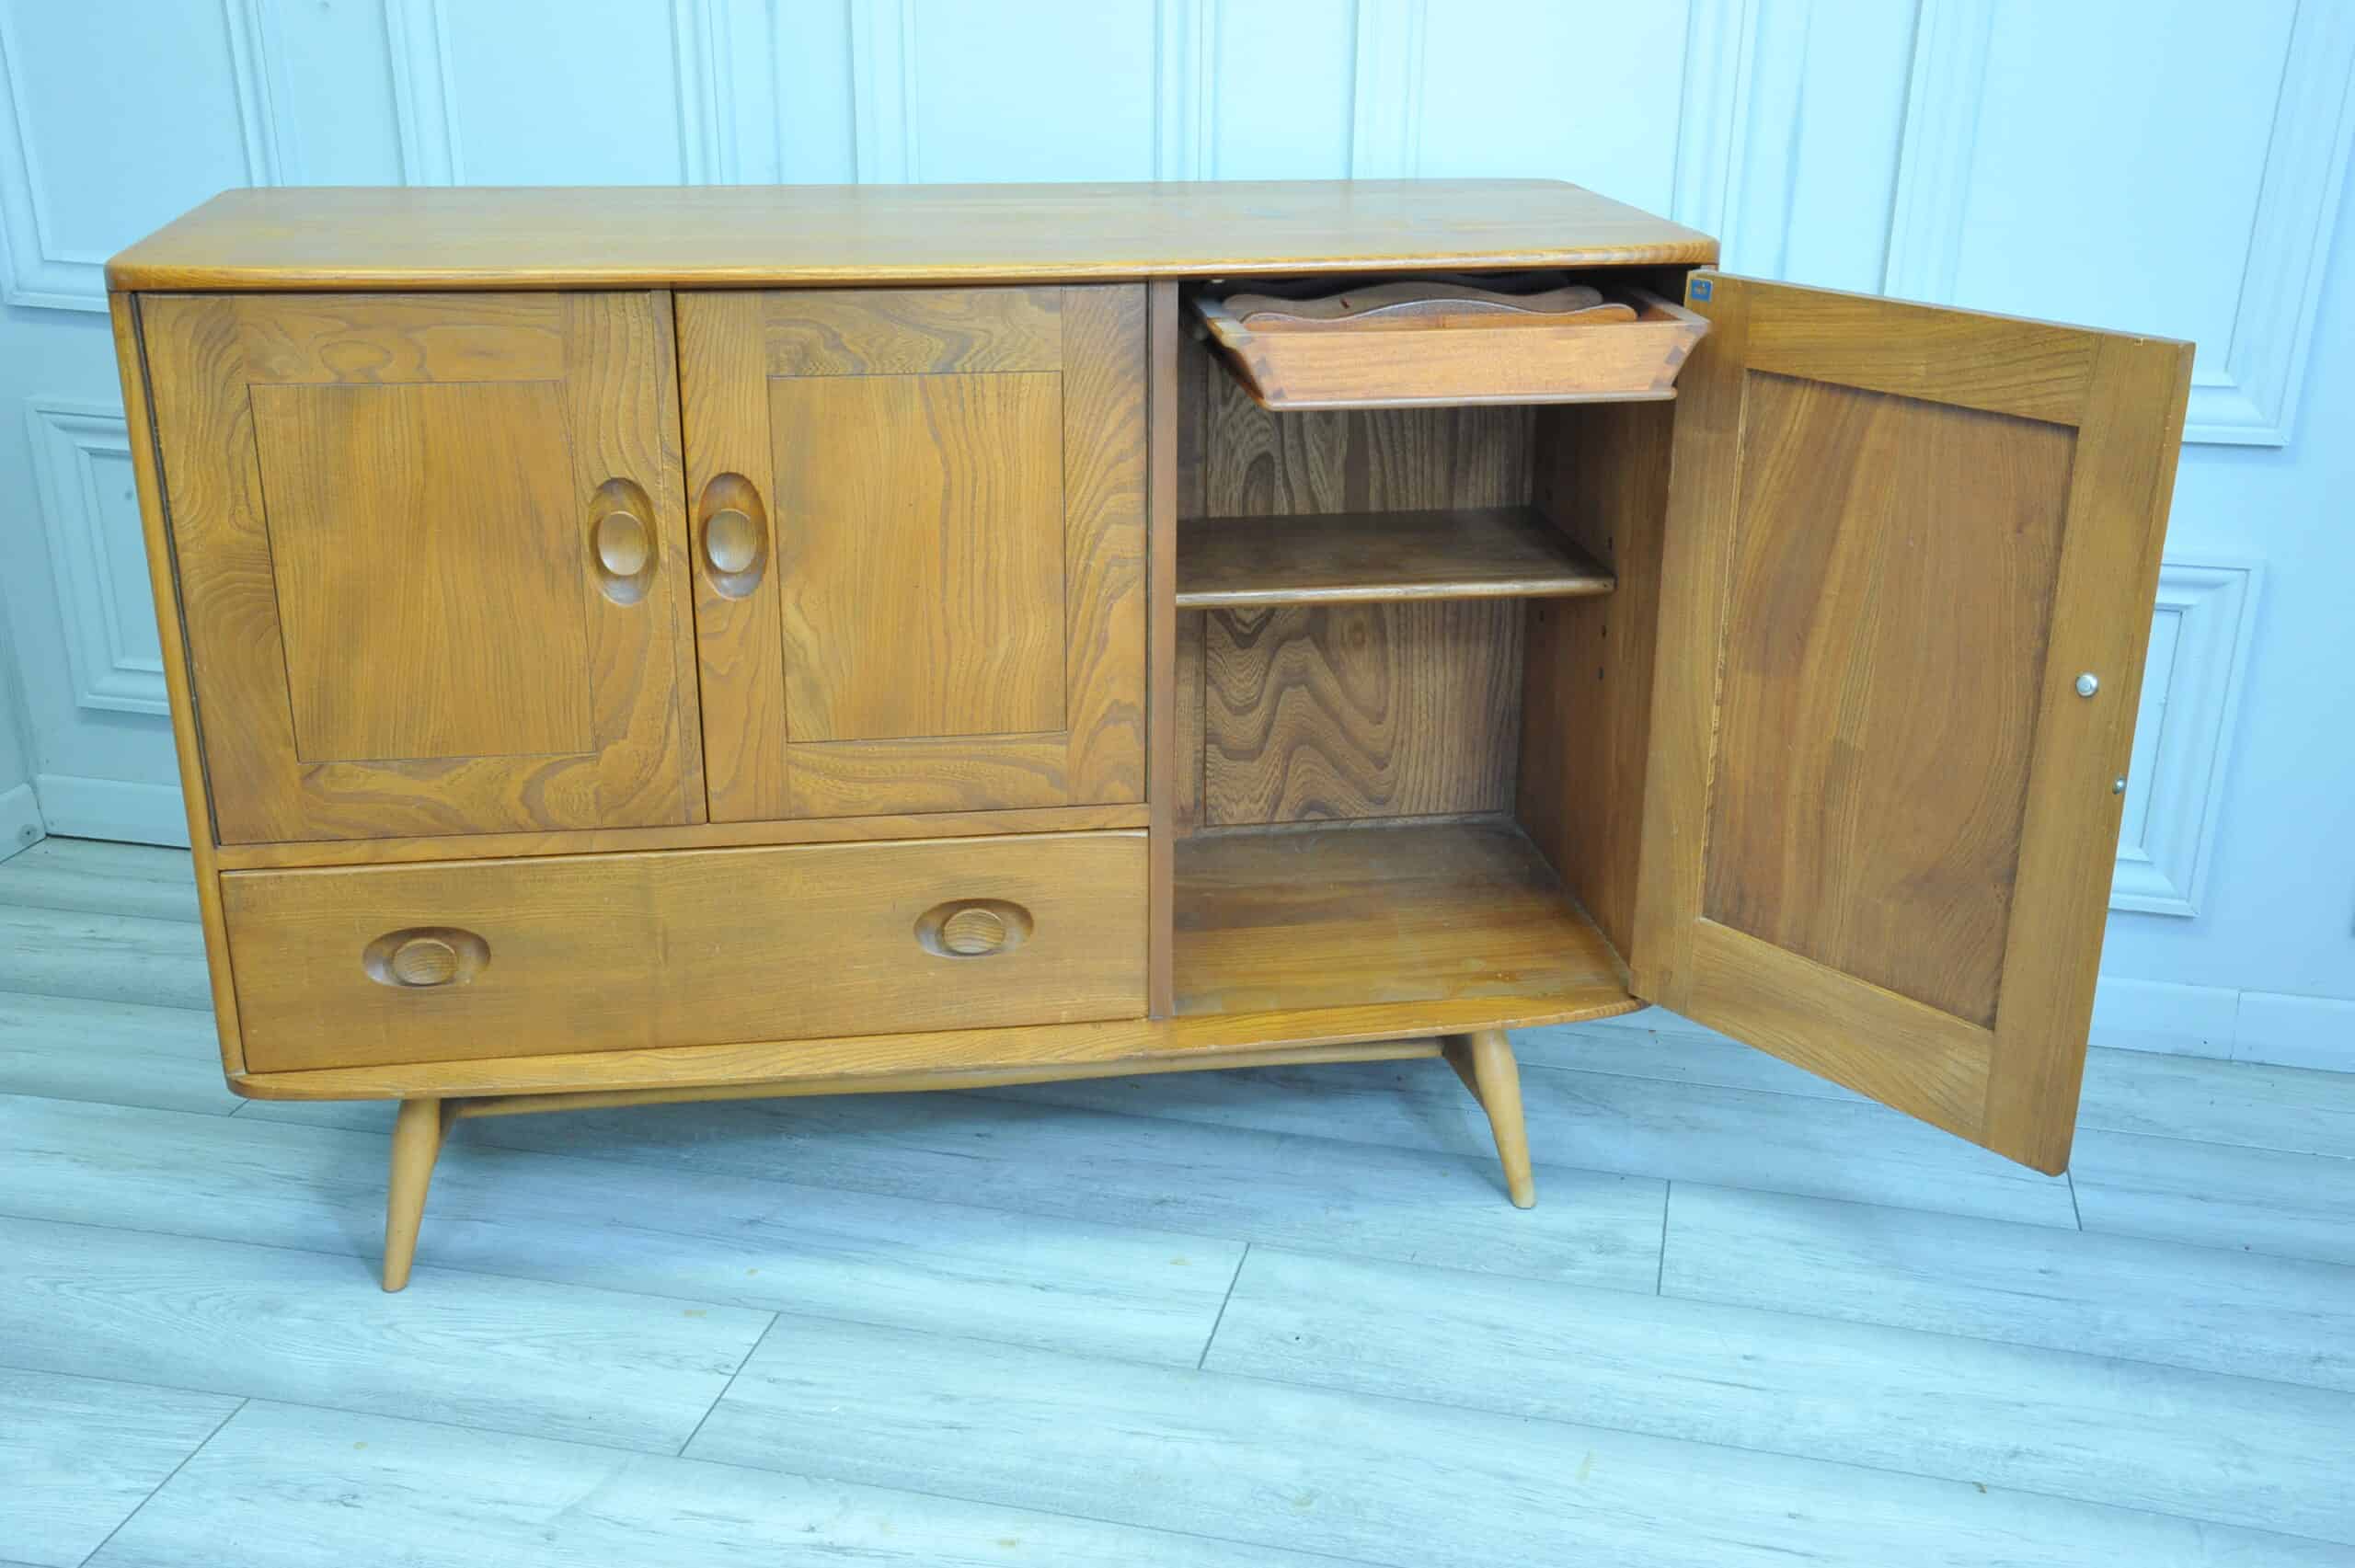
142, 292, 702, 844
680, 286, 1146, 820
1632, 274, 2192, 1174
770, 372, 1066, 742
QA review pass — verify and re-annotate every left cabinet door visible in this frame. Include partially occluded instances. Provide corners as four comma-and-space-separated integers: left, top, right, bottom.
141, 292, 704, 844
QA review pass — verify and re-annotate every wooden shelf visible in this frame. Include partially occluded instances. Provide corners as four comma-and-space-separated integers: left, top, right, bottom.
1175, 506, 1614, 609
1172, 817, 1631, 1019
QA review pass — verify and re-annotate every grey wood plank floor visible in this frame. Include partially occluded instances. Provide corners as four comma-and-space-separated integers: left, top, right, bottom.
2, 839, 2351, 1567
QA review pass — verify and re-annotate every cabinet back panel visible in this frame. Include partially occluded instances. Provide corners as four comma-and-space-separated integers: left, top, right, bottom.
1202, 601, 1519, 825
251, 380, 593, 763
1700, 372, 2074, 1028
1179, 357, 1533, 830
770, 372, 1066, 741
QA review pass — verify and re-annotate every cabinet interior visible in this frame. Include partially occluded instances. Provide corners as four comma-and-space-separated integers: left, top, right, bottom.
1168, 269, 1688, 1021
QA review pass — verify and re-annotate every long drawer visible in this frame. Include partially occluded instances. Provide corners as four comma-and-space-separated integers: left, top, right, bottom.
220, 831, 1147, 1072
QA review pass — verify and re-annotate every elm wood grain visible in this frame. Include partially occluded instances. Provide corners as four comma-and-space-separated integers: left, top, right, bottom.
1190, 355, 1532, 826
1145, 282, 1181, 1017
772, 371, 1066, 740
225, 985, 1643, 1103
680, 286, 1146, 820
1201, 601, 1521, 825
219, 831, 1148, 1072
763, 285, 1063, 373
381, 1097, 449, 1291
1196, 285, 1707, 410
1202, 356, 1532, 516
108, 180, 1719, 292
211, 803, 1151, 869
141, 291, 701, 845
1172, 818, 1624, 1018
110, 293, 245, 1074
251, 380, 595, 761
1443, 1028, 1536, 1207
1703, 373, 2075, 1027
1629, 275, 2192, 1173
1516, 400, 1676, 965
1172, 612, 1206, 834
1176, 505, 1614, 608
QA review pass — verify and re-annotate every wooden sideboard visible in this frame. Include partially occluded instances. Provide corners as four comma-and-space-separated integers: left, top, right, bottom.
108, 180, 2192, 1289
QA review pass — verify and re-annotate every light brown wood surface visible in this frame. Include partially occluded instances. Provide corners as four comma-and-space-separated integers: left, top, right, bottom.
211, 804, 1149, 870
228, 988, 1642, 1103
1443, 1028, 1536, 1207
1516, 400, 1675, 966
108, 181, 1717, 292
220, 831, 1148, 1071
1630, 273, 2192, 1173
679, 285, 1146, 820
1172, 818, 1626, 1018
1198, 286, 1707, 409
773, 371, 1066, 739
112, 293, 247, 1076
449, 1036, 1447, 1119
1177, 505, 1614, 608
381, 1097, 448, 1291
1187, 361, 1533, 829
1200, 601, 1522, 825
1145, 282, 1182, 1017
141, 291, 702, 844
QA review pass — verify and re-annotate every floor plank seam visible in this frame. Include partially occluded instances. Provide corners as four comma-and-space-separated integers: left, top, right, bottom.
1653, 1181, 1671, 1295
1194, 1361, 2355, 1549
75, 1394, 247, 1568
674, 1311, 780, 1459
2076, 1121, 2355, 1161
1198, 1242, 1248, 1369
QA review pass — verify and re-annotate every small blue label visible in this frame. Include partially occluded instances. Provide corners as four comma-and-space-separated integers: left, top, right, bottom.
1690, 278, 1713, 302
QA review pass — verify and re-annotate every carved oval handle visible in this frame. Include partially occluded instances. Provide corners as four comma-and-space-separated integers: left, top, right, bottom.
363, 926, 489, 989
595, 509, 651, 578
704, 507, 761, 576
389, 935, 460, 986
914, 899, 1034, 959
938, 907, 1007, 956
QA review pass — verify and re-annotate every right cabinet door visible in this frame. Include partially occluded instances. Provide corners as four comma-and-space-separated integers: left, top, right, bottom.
676, 286, 1147, 822
1629, 274, 2192, 1174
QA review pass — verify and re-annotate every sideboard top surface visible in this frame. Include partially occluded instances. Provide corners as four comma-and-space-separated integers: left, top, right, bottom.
108, 178, 1717, 293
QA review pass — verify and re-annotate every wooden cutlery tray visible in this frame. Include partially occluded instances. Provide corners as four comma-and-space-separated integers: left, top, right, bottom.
1192, 272, 1709, 410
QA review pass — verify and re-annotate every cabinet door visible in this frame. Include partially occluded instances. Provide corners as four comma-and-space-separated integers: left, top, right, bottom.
141, 292, 703, 844
677, 287, 1146, 820
1630, 274, 2191, 1173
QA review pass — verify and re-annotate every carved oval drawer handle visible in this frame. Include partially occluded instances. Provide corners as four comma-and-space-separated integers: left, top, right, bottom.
363, 926, 489, 990
595, 509, 649, 578
704, 507, 761, 576
914, 899, 1034, 959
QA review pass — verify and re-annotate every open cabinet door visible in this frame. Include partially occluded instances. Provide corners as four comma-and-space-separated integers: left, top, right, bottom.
1629, 274, 2192, 1173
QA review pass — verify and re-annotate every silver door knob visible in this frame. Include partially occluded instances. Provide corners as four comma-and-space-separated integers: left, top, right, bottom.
2074, 672, 2100, 698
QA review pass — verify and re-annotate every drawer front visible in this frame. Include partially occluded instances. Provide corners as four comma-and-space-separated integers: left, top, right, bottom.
221, 831, 1146, 1072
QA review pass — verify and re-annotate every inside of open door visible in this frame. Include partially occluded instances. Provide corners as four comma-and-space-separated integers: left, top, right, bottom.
1627, 273, 2192, 1173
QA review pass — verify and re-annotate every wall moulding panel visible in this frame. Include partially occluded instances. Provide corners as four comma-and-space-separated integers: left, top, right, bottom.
1878, 0, 2354, 447
23, 400, 167, 716
2110, 560, 2262, 919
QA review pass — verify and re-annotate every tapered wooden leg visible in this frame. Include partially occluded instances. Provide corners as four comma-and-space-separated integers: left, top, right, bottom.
1444, 1028, 1535, 1209
383, 1097, 448, 1291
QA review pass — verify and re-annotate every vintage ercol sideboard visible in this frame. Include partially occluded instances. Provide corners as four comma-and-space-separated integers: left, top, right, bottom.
106, 180, 2190, 1289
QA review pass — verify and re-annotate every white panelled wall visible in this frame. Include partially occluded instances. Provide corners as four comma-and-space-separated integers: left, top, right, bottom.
0, 0, 2347, 1067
